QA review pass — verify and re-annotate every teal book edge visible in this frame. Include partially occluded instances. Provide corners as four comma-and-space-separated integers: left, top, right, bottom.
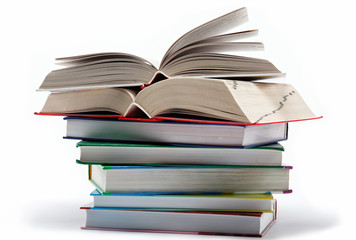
101, 165, 290, 170
79, 160, 289, 168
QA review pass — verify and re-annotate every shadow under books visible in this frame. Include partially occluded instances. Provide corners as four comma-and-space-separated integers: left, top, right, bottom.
264, 206, 338, 239
25, 201, 84, 231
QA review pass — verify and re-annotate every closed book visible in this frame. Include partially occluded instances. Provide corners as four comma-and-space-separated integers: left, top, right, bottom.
81, 203, 277, 237
65, 117, 288, 147
90, 189, 275, 212
89, 165, 292, 194
77, 141, 284, 166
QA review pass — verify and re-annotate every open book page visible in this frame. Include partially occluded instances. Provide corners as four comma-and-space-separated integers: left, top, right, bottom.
39, 53, 158, 91
223, 80, 316, 123
160, 30, 261, 71
40, 88, 137, 115
160, 7, 249, 68
162, 53, 281, 77
55, 52, 157, 69
162, 42, 264, 71
186, 29, 259, 46
37, 8, 285, 91
129, 78, 249, 122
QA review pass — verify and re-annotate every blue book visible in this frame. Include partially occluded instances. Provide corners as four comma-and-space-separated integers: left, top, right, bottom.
64, 117, 288, 148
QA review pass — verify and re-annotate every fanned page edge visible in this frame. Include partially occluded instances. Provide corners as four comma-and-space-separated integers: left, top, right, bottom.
38, 52, 159, 91
36, 83, 145, 92
159, 7, 249, 69
54, 52, 158, 70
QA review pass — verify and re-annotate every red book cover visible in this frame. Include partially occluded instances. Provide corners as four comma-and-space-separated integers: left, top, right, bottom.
34, 112, 322, 126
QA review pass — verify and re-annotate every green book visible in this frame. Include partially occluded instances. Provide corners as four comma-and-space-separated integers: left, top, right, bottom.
89, 164, 292, 195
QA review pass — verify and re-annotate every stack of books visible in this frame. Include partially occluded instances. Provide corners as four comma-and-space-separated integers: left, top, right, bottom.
36, 8, 319, 237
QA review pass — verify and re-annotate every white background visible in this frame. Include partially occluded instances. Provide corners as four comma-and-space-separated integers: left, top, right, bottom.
1, 0, 355, 239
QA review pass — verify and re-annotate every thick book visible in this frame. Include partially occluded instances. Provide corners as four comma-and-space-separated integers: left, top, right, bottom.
77, 141, 284, 166
65, 117, 288, 147
90, 189, 276, 212
39, 78, 317, 124
89, 165, 292, 194
80, 204, 277, 237
38, 8, 283, 92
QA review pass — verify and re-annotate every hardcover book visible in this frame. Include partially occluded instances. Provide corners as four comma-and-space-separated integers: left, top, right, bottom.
90, 189, 276, 212
89, 165, 292, 194
81, 203, 277, 237
65, 117, 288, 147
77, 141, 284, 166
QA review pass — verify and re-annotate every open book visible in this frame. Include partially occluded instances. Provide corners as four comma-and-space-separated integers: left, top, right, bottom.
40, 77, 317, 124
38, 7, 283, 92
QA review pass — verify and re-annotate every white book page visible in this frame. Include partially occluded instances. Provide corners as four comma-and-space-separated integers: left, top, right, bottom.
160, 7, 248, 68
189, 29, 258, 45
223, 80, 316, 123
165, 42, 264, 66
